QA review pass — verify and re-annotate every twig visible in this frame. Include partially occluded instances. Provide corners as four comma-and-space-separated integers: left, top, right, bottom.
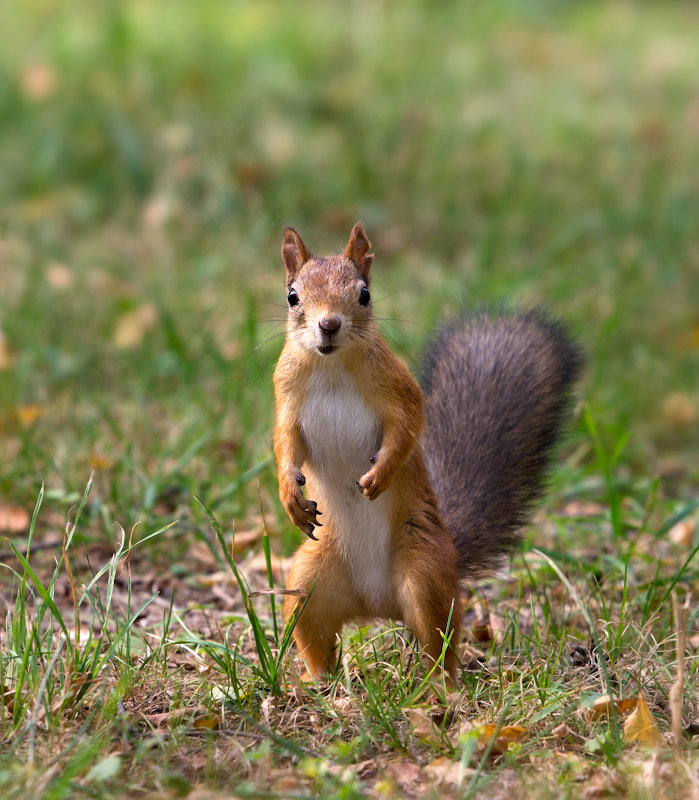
670, 592, 688, 763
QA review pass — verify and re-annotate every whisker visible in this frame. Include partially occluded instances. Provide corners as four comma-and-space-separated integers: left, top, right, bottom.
373, 288, 410, 303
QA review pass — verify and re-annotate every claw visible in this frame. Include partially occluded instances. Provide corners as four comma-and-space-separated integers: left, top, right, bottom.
305, 525, 318, 541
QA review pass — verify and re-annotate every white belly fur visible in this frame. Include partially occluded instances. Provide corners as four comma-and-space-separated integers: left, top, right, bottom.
300, 361, 391, 609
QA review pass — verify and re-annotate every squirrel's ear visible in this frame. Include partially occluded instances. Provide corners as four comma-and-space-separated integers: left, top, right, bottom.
344, 222, 373, 279
281, 228, 310, 280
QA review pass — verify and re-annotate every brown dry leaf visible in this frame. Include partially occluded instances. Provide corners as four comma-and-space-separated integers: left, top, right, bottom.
0, 503, 30, 533
0, 330, 15, 369
580, 767, 626, 799
669, 519, 695, 548
406, 707, 442, 745
592, 695, 637, 719
143, 707, 192, 728
424, 756, 471, 788
270, 773, 309, 795
189, 753, 209, 773
551, 722, 575, 739
192, 712, 221, 731
623, 694, 664, 748
113, 303, 158, 350
477, 723, 527, 754
384, 759, 424, 795
592, 695, 613, 717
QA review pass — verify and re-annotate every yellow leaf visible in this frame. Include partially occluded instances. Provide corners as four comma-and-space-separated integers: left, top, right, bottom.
477, 723, 527, 754
623, 694, 664, 748
0, 330, 15, 369
192, 712, 221, 731
89, 454, 116, 470
592, 695, 637, 718
16, 405, 44, 427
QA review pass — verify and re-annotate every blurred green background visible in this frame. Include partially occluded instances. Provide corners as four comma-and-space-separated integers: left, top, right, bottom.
0, 0, 697, 537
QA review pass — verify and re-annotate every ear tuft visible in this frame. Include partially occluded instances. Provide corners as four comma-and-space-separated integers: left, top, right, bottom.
281, 228, 310, 280
344, 222, 373, 279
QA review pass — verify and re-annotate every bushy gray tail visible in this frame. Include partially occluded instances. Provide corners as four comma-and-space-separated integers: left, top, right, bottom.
421, 309, 583, 578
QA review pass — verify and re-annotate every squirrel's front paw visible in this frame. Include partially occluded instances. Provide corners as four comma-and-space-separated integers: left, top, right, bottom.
281, 475, 322, 539
286, 492, 323, 539
358, 462, 391, 501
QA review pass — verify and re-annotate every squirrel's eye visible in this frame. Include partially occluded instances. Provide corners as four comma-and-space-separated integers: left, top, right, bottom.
287, 289, 299, 307
358, 286, 371, 306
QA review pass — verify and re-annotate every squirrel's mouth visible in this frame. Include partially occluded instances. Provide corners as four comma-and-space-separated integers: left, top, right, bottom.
317, 344, 338, 355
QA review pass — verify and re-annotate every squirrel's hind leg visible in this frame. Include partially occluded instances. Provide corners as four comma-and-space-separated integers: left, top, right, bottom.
284, 540, 361, 681
393, 536, 461, 682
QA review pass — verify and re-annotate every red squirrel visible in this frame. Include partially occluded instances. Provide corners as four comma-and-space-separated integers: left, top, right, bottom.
274, 223, 582, 682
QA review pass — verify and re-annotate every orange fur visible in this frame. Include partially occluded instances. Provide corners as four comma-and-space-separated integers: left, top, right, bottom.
274, 224, 460, 681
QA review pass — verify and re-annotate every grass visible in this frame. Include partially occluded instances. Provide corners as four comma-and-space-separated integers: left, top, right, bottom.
0, 1, 697, 797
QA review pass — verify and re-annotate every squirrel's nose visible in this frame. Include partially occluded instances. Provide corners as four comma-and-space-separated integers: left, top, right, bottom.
319, 316, 341, 334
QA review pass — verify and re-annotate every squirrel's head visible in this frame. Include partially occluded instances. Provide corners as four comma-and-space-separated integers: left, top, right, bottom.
280, 223, 374, 357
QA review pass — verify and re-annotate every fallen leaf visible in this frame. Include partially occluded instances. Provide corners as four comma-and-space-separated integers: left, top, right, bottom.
89, 454, 116, 470
0, 330, 15, 369
113, 304, 158, 350
551, 722, 574, 739
662, 392, 696, 427
477, 723, 527, 754
189, 753, 209, 772
623, 694, 664, 748
592, 695, 637, 719
406, 708, 442, 744
192, 712, 221, 731
669, 519, 695, 548
143, 707, 194, 728
0, 504, 30, 533
425, 756, 471, 788
384, 759, 423, 794
579, 767, 626, 798
16, 405, 44, 427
